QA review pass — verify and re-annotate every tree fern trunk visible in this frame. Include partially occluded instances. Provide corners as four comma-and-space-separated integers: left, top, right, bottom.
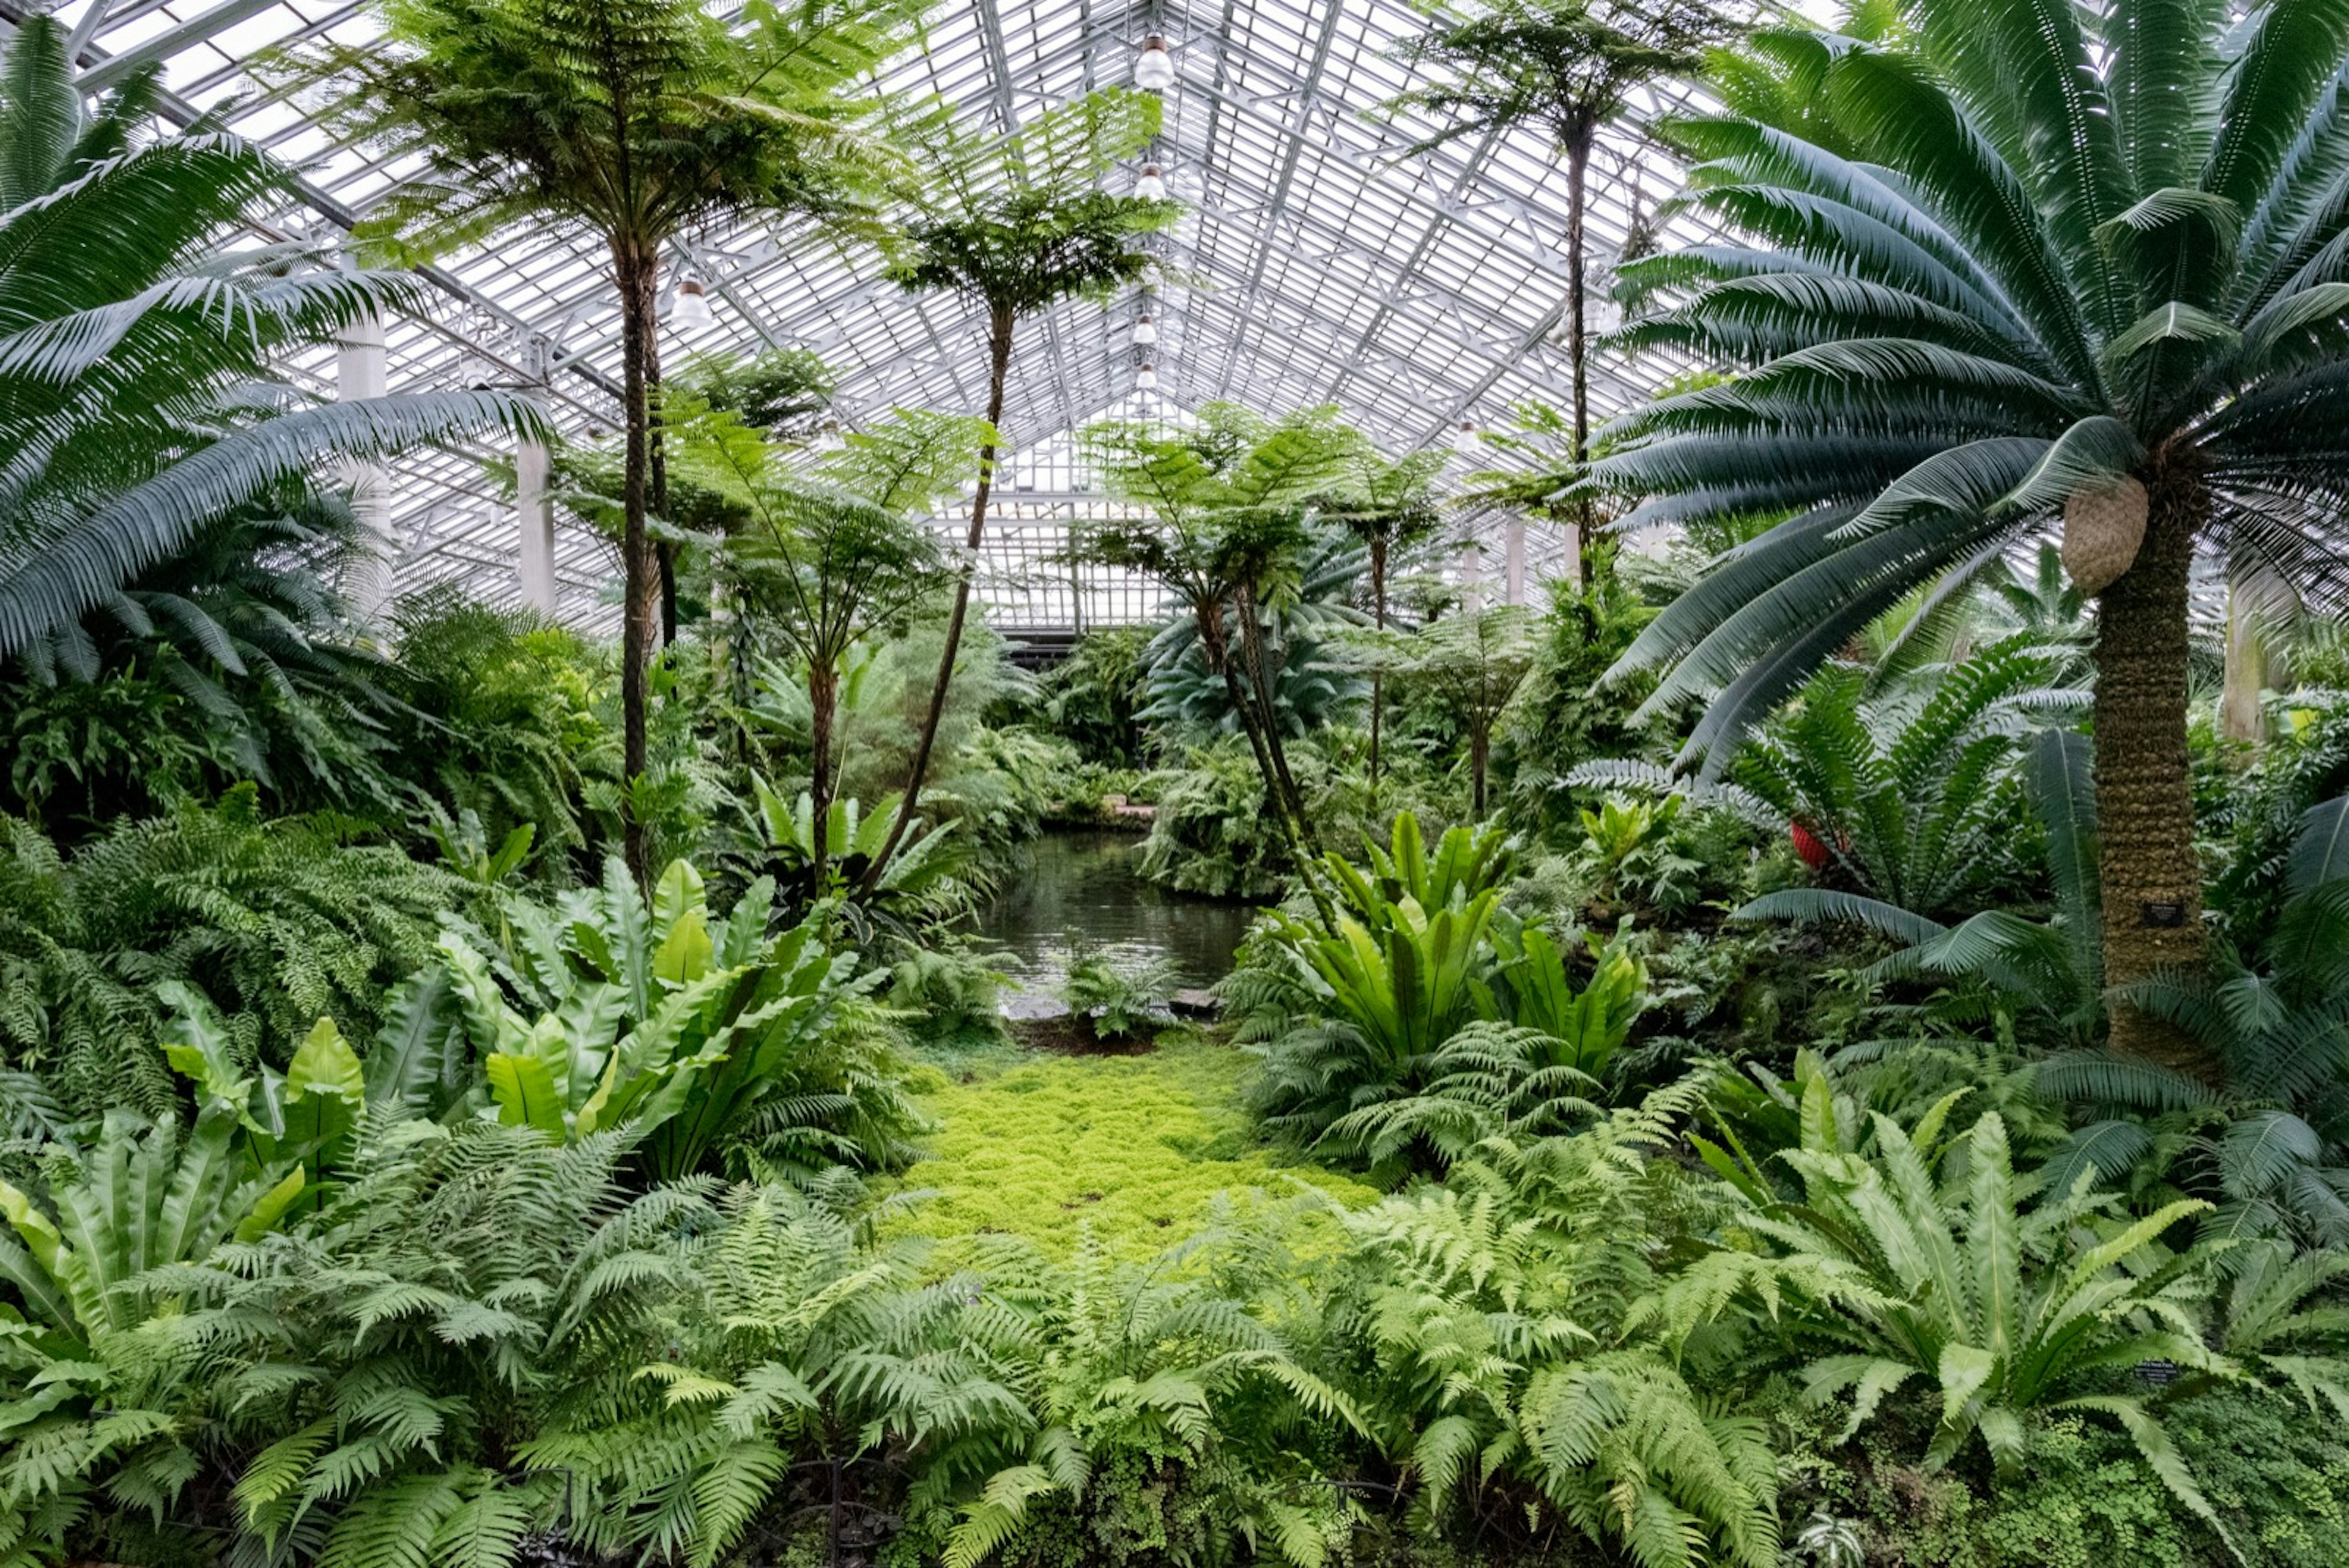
1565, 128, 1598, 592
1236, 583, 1320, 858
2095, 461, 2211, 1076
647, 311, 675, 646
1207, 604, 1336, 927
614, 240, 660, 890
807, 659, 837, 893
1369, 537, 1387, 808
867, 304, 1013, 891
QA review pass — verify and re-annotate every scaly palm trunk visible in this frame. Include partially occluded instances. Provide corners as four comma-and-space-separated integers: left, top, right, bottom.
2095, 459, 2212, 1076
867, 303, 1014, 890
614, 239, 661, 890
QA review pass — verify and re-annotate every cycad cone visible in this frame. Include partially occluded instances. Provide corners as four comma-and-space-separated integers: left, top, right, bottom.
2061, 475, 2148, 595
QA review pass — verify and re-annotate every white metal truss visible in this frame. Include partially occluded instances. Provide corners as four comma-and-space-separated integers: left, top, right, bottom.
10, 0, 1786, 628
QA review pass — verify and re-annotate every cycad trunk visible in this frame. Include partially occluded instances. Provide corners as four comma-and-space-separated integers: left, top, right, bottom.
614, 240, 662, 890
866, 303, 1014, 890
2094, 461, 2211, 1076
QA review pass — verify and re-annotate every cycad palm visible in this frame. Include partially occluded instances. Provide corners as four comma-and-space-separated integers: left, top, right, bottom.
0, 17, 529, 672
1598, 0, 2349, 1069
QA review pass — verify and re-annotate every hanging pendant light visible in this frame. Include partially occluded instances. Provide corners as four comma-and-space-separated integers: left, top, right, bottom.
1136, 362, 1159, 391
1135, 34, 1176, 91
814, 418, 846, 453
669, 274, 713, 330
1132, 311, 1158, 346
1135, 163, 1167, 201
1450, 420, 1479, 455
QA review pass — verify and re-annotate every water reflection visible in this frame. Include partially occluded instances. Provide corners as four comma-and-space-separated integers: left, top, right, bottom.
968, 831, 1258, 1017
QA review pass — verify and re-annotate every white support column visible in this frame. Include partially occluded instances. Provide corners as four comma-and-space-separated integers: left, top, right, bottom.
336, 314, 396, 627
516, 426, 557, 614
1503, 516, 1527, 606
2223, 562, 2298, 745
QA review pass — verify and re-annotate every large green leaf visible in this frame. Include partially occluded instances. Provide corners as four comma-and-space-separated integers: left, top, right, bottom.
2288, 795, 2349, 893
484, 1053, 566, 1136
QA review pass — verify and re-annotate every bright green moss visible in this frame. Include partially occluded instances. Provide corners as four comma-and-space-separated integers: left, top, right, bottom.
885, 1030, 1376, 1257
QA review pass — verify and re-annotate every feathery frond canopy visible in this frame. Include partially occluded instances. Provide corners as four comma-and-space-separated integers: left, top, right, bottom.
0, 16, 540, 668
883, 89, 1181, 319
297, 0, 924, 266
1392, 0, 1734, 153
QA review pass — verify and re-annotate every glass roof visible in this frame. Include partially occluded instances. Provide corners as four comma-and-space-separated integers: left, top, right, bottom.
15, 0, 1790, 625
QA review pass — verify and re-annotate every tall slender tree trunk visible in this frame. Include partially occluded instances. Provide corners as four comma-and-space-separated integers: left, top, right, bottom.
647, 324, 677, 646
614, 240, 661, 890
1564, 130, 1598, 595
1470, 724, 1490, 819
1368, 537, 1388, 808
807, 660, 838, 892
1207, 606, 1338, 929
2095, 460, 2213, 1076
1236, 584, 1320, 858
867, 304, 1014, 890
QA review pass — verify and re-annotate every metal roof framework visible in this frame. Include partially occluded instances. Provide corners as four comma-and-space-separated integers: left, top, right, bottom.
16, 0, 1774, 627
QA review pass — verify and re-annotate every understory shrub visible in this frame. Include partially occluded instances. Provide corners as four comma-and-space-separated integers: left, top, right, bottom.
0, 787, 465, 1118
1245, 814, 1650, 1175
1138, 737, 1308, 898
1060, 949, 1180, 1041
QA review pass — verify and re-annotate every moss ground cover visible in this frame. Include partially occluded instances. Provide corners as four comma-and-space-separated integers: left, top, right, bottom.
888, 1027, 1376, 1255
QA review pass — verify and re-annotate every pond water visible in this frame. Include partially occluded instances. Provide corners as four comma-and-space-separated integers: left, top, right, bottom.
968, 830, 1259, 1018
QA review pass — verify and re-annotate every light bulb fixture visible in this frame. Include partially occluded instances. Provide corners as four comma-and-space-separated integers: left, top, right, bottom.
669, 273, 713, 330
814, 418, 845, 453
1450, 420, 1479, 455
1136, 362, 1159, 391
1135, 163, 1167, 201
1134, 34, 1176, 91
1132, 311, 1158, 345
